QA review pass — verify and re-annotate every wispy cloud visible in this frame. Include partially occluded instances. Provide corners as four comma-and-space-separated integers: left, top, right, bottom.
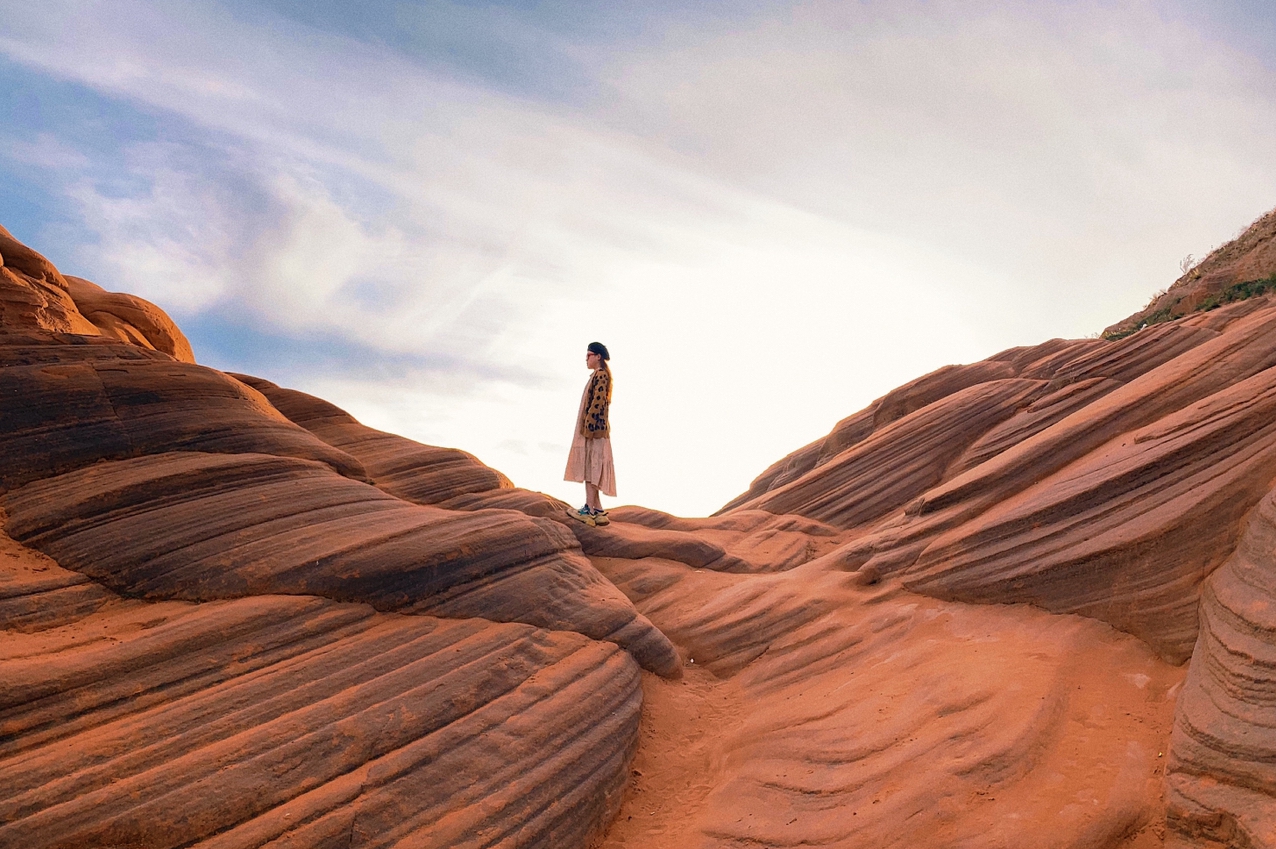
1, 0, 1274, 514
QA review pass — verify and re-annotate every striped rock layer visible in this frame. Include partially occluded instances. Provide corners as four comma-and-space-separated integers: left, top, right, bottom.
0, 230, 678, 848
1167, 488, 1276, 847
0, 537, 641, 849
9, 213, 1276, 847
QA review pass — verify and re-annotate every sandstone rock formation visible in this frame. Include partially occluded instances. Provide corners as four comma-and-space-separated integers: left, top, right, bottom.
232, 375, 513, 503
1167, 487, 1276, 847
0, 230, 677, 848
597, 558, 1182, 848
704, 207, 1276, 847
1105, 206, 1276, 337
0, 526, 640, 849
722, 297, 1276, 667
0, 226, 194, 359
7, 210, 1276, 849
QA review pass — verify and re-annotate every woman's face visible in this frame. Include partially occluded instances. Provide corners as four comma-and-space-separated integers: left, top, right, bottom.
585, 351, 601, 369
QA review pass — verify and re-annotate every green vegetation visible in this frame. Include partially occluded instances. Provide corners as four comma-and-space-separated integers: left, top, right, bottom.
1103, 271, 1276, 341
1198, 272, 1276, 311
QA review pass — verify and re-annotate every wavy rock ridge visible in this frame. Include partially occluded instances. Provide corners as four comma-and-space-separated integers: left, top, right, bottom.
6, 208, 1276, 848
0, 232, 677, 848
0, 532, 640, 849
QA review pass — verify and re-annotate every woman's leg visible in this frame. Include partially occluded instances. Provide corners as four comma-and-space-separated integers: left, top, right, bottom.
585, 482, 601, 512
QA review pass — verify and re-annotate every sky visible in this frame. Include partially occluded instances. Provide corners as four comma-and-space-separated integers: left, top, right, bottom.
2, 1, 1275, 516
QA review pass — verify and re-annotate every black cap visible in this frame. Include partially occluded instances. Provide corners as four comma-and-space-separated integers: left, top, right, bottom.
587, 341, 610, 361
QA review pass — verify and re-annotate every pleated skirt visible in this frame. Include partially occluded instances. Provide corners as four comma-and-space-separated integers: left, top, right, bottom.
564, 433, 617, 497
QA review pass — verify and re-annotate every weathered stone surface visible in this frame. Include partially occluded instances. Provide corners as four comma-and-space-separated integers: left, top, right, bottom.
233, 375, 511, 503
734, 378, 1048, 529
0, 332, 367, 490
204, 381, 831, 577
0, 228, 195, 360
904, 357, 1276, 662
0, 529, 642, 849
0, 227, 98, 335
0, 516, 115, 632
594, 556, 1183, 849
605, 506, 843, 572
17, 215, 1276, 848
0, 223, 678, 849
1, 451, 679, 676
719, 299, 1276, 665
724, 320, 1223, 519
718, 360, 1020, 512
1167, 488, 1276, 847
65, 275, 196, 363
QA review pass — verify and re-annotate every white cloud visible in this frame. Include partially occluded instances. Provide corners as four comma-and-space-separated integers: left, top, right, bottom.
4, 133, 91, 170
1, 0, 1274, 514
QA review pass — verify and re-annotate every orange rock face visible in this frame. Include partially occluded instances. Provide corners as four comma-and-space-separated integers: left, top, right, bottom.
0, 229, 679, 848
0, 227, 194, 359
0, 529, 641, 849
234, 374, 513, 503
710, 294, 1276, 842
1167, 488, 1276, 846
6, 219, 1276, 848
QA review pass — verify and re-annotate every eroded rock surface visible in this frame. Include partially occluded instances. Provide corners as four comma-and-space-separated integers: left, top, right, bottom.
10, 215, 1276, 849
723, 298, 1276, 665
2, 450, 678, 675
0, 227, 194, 358
1168, 488, 1276, 847
0, 527, 641, 849
0, 225, 679, 848
594, 557, 1183, 849
234, 375, 512, 503
0, 333, 365, 490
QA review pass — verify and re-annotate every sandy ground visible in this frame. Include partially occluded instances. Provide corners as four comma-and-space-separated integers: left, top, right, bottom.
593, 558, 1186, 849
599, 668, 748, 849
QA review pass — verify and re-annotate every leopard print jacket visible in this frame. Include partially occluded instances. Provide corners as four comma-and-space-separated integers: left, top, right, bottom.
580, 368, 611, 438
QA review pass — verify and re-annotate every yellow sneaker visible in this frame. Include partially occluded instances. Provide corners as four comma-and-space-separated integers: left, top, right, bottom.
566, 506, 596, 527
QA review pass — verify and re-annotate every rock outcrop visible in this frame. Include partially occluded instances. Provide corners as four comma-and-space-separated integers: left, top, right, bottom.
705, 214, 1276, 845
595, 556, 1182, 849
1104, 206, 1276, 338
722, 299, 1276, 665
0, 528, 641, 849
0, 227, 194, 359
233, 375, 512, 503
1167, 488, 1276, 846
10, 208, 1276, 849
0, 229, 679, 848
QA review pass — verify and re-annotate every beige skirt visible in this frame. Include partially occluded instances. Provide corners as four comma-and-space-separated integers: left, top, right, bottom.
564, 433, 617, 497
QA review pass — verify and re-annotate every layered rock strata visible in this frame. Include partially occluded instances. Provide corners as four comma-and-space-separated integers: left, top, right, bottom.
234, 375, 512, 503
10, 209, 1276, 848
1167, 488, 1276, 846
724, 299, 1276, 663
594, 555, 1183, 849
0, 530, 641, 849
0, 226, 193, 358
240, 376, 845, 575
0, 228, 679, 848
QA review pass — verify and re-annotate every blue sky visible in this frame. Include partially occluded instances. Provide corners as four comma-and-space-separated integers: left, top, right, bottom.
3, 0, 1275, 515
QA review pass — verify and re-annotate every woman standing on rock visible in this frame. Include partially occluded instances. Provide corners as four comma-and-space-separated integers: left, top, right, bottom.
565, 342, 616, 527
